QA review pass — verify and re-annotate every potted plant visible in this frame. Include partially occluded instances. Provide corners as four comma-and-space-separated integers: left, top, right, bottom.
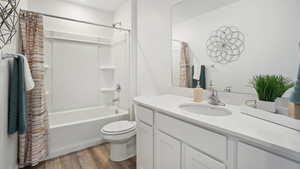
250, 75, 294, 112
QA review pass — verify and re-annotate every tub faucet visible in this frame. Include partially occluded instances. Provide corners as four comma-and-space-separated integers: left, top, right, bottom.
112, 98, 120, 103
208, 88, 225, 106
113, 84, 121, 114
113, 84, 121, 103
112, 97, 120, 114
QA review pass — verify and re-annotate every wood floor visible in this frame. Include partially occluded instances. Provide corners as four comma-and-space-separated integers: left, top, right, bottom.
26, 144, 136, 169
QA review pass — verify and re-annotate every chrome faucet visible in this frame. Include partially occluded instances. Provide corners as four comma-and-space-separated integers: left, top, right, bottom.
112, 97, 120, 103
112, 84, 121, 104
208, 88, 225, 106
224, 86, 232, 93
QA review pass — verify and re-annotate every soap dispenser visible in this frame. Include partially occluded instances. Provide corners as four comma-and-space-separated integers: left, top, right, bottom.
193, 81, 204, 102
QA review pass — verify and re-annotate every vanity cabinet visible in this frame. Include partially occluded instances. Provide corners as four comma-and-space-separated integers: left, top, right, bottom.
135, 105, 155, 169
135, 104, 300, 169
157, 113, 227, 161
136, 114, 154, 169
156, 131, 181, 169
182, 144, 226, 169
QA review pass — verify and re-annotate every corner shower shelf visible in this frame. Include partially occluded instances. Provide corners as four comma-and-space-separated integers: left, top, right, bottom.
100, 88, 116, 92
99, 66, 115, 70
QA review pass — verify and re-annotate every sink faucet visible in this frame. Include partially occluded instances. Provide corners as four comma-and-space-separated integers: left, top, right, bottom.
224, 86, 232, 93
208, 88, 225, 106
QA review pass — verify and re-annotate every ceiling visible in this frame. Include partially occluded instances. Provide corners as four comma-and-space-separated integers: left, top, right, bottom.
61, 0, 127, 12
173, 0, 239, 24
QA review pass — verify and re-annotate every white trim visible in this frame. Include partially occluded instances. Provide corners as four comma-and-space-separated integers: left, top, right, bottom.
100, 66, 116, 70
49, 105, 109, 115
130, 0, 138, 99
111, 34, 128, 46
45, 30, 112, 45
172, 0, 184, 5
101, 88, 116, 92
47, 138, 106, 160
50, 112, 128, 129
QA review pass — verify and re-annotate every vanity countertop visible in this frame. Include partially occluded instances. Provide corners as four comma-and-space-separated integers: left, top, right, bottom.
134, 95, 300, 161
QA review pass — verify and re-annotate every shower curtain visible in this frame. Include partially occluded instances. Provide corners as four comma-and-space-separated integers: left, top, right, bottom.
179, 42, 191, 87
18, 10, 49, 168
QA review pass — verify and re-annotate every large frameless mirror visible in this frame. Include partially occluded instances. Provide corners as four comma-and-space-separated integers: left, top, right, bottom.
171, 0, 300, 119
172, 0, 299, 94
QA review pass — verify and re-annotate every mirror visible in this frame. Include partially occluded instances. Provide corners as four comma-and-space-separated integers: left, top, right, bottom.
171, 0, 300, 95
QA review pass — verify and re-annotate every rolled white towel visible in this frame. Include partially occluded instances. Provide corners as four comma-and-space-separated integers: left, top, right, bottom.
19, 54, 35, 91
193, 64, 201, 80
282, 87, 294, 98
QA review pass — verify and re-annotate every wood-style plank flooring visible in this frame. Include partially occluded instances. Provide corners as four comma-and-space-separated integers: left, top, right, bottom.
25, 144, 136, 169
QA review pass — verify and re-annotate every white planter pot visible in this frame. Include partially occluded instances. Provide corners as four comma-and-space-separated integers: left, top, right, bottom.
257, 100, 276, 113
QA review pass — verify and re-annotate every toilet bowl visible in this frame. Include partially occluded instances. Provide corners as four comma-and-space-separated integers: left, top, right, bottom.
101, 120, 136, 162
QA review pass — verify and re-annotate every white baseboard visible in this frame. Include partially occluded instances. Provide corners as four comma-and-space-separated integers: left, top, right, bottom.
47, 138, 107, 160
5, 164, 18, 169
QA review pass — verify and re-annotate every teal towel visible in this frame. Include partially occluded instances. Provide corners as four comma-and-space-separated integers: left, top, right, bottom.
199, 65, 206, 89
192, 66, 198, 88
290, 65, 300, 104
192, 65, 207, 89
8, 57, 27, 135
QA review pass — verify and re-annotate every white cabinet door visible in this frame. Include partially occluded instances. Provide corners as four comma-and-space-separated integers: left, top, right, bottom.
156, 131, 181, 169
238, 142, 300, 169
183, 144, 226, 169
137, 121, 153, 169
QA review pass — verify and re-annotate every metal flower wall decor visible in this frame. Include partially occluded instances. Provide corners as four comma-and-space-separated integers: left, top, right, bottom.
0, 0, 20, 49
206, 26, 245, 64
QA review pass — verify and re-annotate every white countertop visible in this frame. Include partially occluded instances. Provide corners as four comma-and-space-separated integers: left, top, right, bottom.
134, 95, 300, 161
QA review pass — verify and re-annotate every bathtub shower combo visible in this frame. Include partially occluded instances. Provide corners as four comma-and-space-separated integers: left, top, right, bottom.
48, 107, 131, 159
43, 12, 136, 161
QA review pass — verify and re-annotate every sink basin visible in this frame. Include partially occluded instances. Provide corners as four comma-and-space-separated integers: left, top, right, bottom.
179, 104, 232, 116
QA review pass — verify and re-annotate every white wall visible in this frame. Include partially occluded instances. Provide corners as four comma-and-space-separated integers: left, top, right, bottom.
173, 0, 300, 93
0, 1, 29, 169
30, 0, 115, 114
136, 0, 258, 105
113, 0, 131, 109
114, 0, 132, 30
46, 36, 105, 113
28, 0, 133, 112
28, 0, 114, 38
137, 0, 172, 96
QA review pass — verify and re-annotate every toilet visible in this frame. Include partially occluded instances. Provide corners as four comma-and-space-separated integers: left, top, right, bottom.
101, 121, 136, 162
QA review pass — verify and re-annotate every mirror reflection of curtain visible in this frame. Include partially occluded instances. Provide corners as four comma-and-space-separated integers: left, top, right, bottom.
179, 42, 192, 87
172, 41, 181, 86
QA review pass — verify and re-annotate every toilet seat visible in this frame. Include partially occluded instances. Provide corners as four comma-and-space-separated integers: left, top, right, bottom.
100, 120, 137, 162
101, 121, 136, 135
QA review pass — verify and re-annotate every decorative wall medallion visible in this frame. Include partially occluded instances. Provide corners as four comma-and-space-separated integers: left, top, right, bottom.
0, 0, 20, 49
206, 26, 245, 64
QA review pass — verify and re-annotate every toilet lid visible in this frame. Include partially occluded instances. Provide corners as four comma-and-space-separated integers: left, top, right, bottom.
102, 121, 136, 134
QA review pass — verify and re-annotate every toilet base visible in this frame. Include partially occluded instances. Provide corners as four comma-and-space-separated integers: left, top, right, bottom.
109, 136, 136, 162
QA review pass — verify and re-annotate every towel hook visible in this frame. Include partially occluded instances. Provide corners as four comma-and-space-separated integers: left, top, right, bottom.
1, 53, 20, 60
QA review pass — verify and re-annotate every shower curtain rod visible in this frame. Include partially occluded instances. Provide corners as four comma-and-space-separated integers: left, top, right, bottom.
20, 9, 131, 32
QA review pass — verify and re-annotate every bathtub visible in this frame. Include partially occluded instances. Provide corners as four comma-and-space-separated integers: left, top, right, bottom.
48, 106, 129, 159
